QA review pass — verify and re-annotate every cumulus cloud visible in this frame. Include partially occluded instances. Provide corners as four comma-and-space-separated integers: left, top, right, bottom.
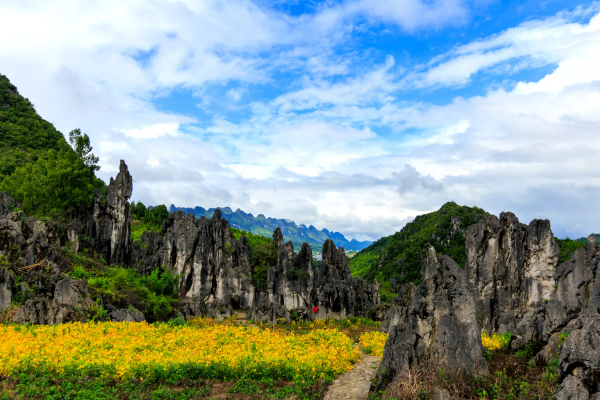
2, 0, 600, 241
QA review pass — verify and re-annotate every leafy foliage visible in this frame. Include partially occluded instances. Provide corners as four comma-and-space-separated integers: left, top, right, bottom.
231, 227, 278, 290
68, 250, 179, 322
130, 202, 170, 242
0, 149, 98, 220
555, 238, 587, 264
0, 74, 105, 220
68, 128, 100, 172
350, 202, 489, 287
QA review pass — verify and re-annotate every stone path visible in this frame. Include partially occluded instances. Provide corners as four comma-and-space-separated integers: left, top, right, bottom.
323, 351, 380, 400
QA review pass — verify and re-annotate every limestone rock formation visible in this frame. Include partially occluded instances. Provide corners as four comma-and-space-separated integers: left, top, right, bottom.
133, 209, 255, 313
554, 315, 600, 400
376, 247, 487, 390
109, 307, 146, 323
354, 277, 380, 317
0, 192, 61, 267
66, 160, 133, 266
313, 239, 356, 319
0, 267, 14, 311
465, 213, 560, 341
267, 228, 315, 310
12, 277, 92, 325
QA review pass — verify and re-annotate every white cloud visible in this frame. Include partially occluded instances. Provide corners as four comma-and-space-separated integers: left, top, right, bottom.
2, 0, 600, 242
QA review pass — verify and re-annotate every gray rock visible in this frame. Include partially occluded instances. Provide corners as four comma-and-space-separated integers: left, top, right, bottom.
0, 192, 61, 268
312, 239, 356, 319
12, 298, 74, 325
432, 387, 452, 400
248, 296, 289, 324
267, 230, 315, 310
354, 277, 380, 317
379, 284, 416, 334
67, 160, 133, 266
368, 303, 391, 322
109, 308, 145, 322
54, 278, 92, 308
543, 243, 600, 340
376, 247, 487, 390
466, 213, 559, 340
134, 209, 256, 310
0, 267, 14, 311
555, 315, 600, 399
554, 376, 589, 400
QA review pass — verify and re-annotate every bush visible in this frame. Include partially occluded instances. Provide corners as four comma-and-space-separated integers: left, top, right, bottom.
70, 261, 179, 322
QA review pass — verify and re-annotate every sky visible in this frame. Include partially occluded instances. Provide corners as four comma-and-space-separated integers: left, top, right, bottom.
1, 0, 600, 242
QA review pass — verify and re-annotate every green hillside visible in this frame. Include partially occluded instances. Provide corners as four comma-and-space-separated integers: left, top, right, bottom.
0, 74, 68, 181
0, 74, 104, 220
350, 202, 489, 300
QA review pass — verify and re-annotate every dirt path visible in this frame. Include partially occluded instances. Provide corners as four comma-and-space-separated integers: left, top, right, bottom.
323, 351, 380, 400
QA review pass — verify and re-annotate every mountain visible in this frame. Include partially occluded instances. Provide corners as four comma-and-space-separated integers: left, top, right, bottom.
169, 205, 372, 252
0, 74, 67, 181
349, 202, 490, 301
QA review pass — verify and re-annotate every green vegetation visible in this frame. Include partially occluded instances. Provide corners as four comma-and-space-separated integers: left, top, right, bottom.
0, 74, 105, 220
350, 202, 489, 289
130, 202, 170, 242
231, 227, 277, 290
0, 370, 326, 400
67, 249, 179, 322
0, 149, 98, 220
555, 238, 587, 264
0, 74, 66, 181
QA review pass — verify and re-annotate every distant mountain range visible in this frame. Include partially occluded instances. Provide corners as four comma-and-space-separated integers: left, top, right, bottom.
169, 205, 372, 252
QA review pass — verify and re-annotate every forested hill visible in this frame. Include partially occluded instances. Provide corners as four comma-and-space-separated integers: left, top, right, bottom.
349, 202, 490, 300
169, 205, 372, 252
0, 73, 104, 220
0, 74, 67, 180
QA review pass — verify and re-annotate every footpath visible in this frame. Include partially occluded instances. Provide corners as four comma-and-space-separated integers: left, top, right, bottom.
323, 351, 380, 400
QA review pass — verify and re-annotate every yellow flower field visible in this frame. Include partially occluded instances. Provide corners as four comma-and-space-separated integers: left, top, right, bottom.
481, 331, 512, 351
0, 321, 361, 381
358, 331, 388, 357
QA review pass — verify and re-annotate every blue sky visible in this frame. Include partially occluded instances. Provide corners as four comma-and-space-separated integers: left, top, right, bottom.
1, 0, 600, 241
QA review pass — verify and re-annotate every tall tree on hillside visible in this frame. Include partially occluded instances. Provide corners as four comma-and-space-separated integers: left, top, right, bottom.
69, 128, 100, 172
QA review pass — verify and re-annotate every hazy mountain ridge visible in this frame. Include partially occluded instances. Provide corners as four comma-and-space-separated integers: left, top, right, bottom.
169, 204, 372, 252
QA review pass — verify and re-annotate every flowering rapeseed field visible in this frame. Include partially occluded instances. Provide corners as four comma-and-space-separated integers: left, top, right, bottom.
358, 331, 388, 357
481, 331, 512, 350
0, 321, 362, 382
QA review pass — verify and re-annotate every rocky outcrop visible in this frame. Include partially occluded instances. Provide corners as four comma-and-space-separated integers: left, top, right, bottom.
0, 267, 14, 311
355, 277, 380, 317
376, 247, 487, 389
12, 277, 92, 325
109, 307, 146, 323
465, 213, 560, 341
67, 160, 133, 266
267, 228, 315, 310
0, 192, 61, 268
313, 239, 356, 319
133, 209, 256, 312
554, 315, 600, 400
543, 243, 600, 339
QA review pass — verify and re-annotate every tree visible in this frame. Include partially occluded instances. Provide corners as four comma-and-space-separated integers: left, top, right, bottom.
0, 149, 96, 220
149, 205, 169, 226
69, 128, 100, 172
